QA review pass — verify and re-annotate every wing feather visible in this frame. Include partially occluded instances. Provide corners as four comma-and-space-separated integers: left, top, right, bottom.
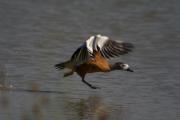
70, 35, 134, 65
70, 43, 91, 65
100, 38, 134, 59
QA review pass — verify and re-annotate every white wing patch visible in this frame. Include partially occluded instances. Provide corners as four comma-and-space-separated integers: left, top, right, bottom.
94, 34, 109, 50
86, 36, 95, 53
86, 34, 109, 53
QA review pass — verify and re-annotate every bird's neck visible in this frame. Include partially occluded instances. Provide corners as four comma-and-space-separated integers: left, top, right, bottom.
109, 63, 118, 71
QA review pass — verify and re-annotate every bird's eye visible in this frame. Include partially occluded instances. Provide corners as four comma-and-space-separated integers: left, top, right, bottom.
122, 64, 125, 67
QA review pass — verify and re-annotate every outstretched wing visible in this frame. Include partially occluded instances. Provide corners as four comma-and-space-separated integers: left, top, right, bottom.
91, 35, 134, 59
70, 43, 93, 65
70, 35, 134, 65
99, 39, 134, 59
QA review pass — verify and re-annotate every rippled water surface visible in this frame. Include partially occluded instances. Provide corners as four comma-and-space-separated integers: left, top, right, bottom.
0, 0, 180, 120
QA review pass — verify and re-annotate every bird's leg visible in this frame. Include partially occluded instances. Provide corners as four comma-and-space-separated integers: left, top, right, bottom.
81, 76, 100, 89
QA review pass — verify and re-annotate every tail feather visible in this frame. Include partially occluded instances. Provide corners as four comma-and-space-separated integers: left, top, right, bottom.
55, 61, 71, 70
55, 63, 65, 69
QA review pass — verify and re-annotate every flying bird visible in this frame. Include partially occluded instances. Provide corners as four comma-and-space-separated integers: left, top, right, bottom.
55, 35, 134, 89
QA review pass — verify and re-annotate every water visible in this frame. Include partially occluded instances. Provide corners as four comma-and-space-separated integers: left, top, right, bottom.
0, 0, 180, 120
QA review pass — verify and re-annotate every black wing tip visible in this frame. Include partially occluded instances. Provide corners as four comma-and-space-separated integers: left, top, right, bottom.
122, 43, 134, 52
122, 43, 134, 49
112, 42, 133, 55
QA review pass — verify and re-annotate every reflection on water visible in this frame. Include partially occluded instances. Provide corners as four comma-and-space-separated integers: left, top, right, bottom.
65, 96, 109, 120
21, 95, 50, 120
0, 64, 6, 87
0, 89, 50, 120
0, 90, 127, 120
0, 93, 9, 109
64, 95, 128, 120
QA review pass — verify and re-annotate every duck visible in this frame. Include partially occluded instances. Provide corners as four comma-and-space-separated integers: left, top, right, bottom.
55, 34, 134, 89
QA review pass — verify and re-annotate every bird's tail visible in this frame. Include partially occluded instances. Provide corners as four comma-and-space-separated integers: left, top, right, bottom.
55, 61, 71, 70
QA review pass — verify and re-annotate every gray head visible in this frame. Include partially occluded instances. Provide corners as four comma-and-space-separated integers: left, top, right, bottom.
110, 62, 134, 72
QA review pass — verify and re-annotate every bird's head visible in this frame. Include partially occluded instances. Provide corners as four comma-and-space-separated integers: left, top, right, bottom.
111, 62, 134, 72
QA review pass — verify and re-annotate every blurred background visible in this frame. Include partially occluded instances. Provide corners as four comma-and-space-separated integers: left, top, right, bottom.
0, 0, 180, 120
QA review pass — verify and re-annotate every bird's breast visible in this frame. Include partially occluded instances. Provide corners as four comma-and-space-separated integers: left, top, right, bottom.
75, 58, 110, 75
